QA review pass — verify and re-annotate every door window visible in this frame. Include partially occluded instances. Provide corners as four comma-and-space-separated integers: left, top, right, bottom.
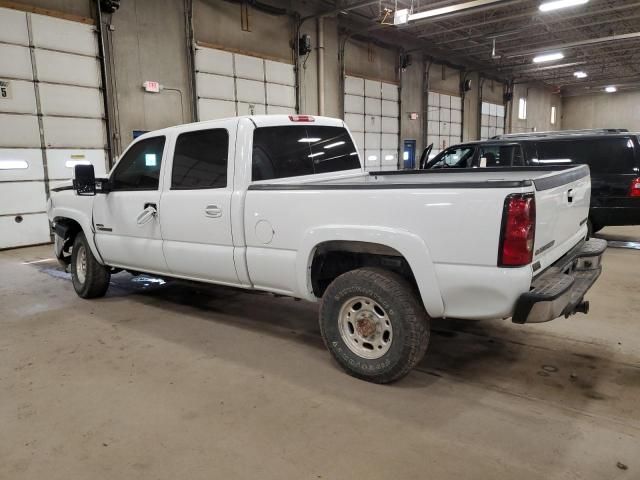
478, 144, 523, 167
535, 138, 636, 174
425, 146, 475, 169
172, 129, 229, 189
111, 136, 165, 190
252, 126, 360, 181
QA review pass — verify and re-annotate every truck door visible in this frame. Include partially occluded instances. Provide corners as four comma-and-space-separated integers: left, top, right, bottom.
158, 125, 239, 285
93, 135, 169, 273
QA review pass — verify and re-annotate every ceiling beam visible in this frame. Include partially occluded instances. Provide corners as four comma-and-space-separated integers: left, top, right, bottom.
504, 31, 640, 57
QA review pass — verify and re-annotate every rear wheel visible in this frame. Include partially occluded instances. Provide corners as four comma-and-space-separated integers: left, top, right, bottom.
71, 232, 110, 298
319, 267, 430, 384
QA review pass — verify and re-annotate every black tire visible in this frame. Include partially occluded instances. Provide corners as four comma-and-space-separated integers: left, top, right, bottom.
71, 232, 110, 298
587, 219, 604, 239
319, 267, 430, 384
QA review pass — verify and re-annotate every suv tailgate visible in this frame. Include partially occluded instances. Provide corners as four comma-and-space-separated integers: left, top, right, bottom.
532, 165, 591, 272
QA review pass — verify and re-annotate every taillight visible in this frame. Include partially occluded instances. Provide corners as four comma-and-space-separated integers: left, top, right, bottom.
289, 115, 315, 122
499, 193, 536, 267
630, 177, 640, 197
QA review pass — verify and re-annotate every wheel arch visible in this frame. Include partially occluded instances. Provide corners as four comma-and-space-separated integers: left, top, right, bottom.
297, 226, 444, 318
52, 207, 104, 264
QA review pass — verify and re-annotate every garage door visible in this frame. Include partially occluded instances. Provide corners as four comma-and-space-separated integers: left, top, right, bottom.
480, 101, 505, 140
427, 91, 462, 157
0, 7, 107, 249
343, 75, 399, 172
195, 43, 296, 120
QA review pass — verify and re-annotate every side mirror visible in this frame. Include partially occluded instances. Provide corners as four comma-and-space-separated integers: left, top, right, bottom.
73, 164, 96, 196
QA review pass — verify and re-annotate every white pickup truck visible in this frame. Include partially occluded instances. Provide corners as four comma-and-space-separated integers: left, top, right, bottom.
48, 114, 606, 383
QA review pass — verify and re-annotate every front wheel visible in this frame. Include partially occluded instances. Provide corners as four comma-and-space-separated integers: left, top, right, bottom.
71, 232, 111, 298
319, 268, 430, 384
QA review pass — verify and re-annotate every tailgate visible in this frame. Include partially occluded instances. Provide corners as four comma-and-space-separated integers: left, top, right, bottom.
533, 165, 591, 270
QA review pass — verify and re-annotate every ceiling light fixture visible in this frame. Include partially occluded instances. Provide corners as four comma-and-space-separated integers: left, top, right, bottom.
539, 0, 589, 12
573, 71, 587, 78
533, 52, 564, 63
605, 86, 617, 93
394, 0, 504, 25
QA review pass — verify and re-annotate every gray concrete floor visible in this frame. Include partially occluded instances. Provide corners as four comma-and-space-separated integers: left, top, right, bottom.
1, 227, 639, 480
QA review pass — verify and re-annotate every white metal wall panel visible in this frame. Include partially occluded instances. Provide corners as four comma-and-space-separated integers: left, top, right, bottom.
0, 114, 40, 147
0, 182, 46, 215
0, 44, 33, 80
0, 149, 43, 181
0, 7, 28, 44
364, 97, 381, 116
381, 117, 398, 134
344, 76, 364, 95
364, 79, 381, 98
381, 133, 397, 149
42, 117, 104, 148
381, 150, 397, 167
427, 91, 462, 152
198, 98, 236, 120
344, 113, 364, 132
195, 47, 233, 76
381, 82, 398, 101
237, 102, 266, 116
266, 105, 295, 115
235, 54, 264, 81
364, 132, 380, 149
365, 115, 381, 133
265, 60, 294, 86
39, 83, 103, 118
381, 100, 398, 117
35, 49, 101, 88
236, 78, 265, 104
0, 213, 50, 249
196, 72, 235, 101
344, 94, 364, 114
31, 14, 97, 56
266, 83, 295, 108
480, 101, 505, 140
0, 80, 37, 114
350, 132, 364, 151
46, 149, 107, 180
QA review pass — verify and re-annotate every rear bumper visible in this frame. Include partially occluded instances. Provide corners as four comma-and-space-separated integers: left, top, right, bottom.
512, 238, 607, 324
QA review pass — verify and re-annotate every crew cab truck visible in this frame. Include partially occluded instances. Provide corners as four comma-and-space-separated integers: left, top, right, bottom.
48, 115, 607, 383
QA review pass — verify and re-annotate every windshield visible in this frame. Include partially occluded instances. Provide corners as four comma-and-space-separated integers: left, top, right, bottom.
425, 146, 475, 169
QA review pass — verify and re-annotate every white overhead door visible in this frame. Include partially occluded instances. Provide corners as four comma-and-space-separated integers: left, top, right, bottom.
427, 91, 462, 157
195, 44, 296, 120
480, 101, 505, 140
344, 75, 399, 171
0, 7, 107, 249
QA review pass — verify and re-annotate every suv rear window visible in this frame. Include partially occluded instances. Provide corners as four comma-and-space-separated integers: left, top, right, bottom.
535, 137, 636, 174
252, 126, 360, 181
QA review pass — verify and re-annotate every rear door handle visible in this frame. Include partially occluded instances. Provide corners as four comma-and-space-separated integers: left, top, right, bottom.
567, 189, 574, 203
205, 204, 222, 218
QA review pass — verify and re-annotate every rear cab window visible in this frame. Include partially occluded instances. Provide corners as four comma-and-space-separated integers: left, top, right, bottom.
251, 126, 361, 181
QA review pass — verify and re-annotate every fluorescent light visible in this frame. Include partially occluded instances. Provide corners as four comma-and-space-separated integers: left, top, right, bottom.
323, 141, 345, 149
533, 52, 564, 63
394, 0, 504, 25
539, 0, 588, 12
65, 160, 91, 168
605, 86, 617, 93
298, 137, 320, 143
0, 159, 28, 169
308, 152, 325, 158
573, 71, 587, 78
538, 158, 572, 163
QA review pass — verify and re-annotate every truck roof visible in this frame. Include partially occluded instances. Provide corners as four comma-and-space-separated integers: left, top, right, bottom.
135, 115, 346, 141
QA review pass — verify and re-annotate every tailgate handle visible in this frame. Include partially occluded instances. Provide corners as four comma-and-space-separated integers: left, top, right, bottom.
567, 189, 573, 203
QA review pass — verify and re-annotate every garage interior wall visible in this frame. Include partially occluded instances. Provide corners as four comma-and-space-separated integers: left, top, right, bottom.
0, 4, 108, 249
510, 83, 562, 134
562, 90, 640, 131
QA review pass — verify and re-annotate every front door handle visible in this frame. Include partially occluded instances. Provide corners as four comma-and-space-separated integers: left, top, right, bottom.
205, 204, 222, 218
567, 189, 574, 203
136, 204, 157, 225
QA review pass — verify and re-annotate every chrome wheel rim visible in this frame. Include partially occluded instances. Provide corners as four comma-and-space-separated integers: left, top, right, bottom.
76, 245, 87, 284
338, 296, 392, 359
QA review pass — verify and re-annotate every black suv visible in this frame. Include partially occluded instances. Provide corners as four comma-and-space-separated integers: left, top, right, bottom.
421, 129, 640, 233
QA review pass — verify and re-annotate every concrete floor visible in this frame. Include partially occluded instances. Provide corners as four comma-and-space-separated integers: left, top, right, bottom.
1, 227, 639, 480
